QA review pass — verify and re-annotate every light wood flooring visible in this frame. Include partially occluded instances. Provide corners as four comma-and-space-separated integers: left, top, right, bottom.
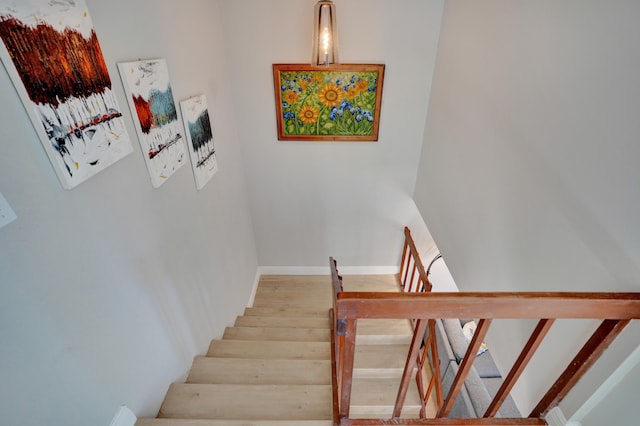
136, 274, 436, 426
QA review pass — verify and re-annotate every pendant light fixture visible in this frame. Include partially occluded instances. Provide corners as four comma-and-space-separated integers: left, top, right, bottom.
311, 0, 339, 66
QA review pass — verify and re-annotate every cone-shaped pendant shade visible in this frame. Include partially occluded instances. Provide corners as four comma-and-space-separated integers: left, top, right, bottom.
311, 1, 339, 66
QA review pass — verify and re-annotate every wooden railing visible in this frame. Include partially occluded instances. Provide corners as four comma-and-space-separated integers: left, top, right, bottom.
330, 229, 640, 426
397, 227, 444, 417
399, 227, 431, 293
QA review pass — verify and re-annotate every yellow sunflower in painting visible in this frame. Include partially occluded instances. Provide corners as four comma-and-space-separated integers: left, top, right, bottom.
299, 105, 319, 124
284, 90, 299, 104
345, 87, 359, 100
317, 83, 343, 107
356, 80, 369, 92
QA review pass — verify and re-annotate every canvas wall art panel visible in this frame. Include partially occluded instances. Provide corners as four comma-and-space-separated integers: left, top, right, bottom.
273, 64, 385, 141
0, 0, 133, 189
179, 95, 218, 190
118, 59, 186, 188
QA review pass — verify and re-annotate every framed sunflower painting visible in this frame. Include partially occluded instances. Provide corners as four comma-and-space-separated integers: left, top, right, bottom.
273, 64, 385, 141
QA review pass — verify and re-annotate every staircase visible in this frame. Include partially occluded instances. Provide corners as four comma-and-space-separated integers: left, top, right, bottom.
137, 274, 432, 425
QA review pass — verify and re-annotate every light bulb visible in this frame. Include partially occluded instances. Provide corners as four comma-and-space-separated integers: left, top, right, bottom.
321, 27, 330, 55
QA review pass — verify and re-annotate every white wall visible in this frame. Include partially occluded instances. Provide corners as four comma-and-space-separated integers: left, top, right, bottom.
414, 0, 640, 420
219, 0, 444, 268
0, 1, 258, 425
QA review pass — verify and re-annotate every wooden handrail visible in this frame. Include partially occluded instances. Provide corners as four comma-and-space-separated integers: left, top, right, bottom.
332, 290, 640, 424
331, 256, 344, 299
330, 227, 640, 425
338, 418, 547, 425
399, 227, 431, 293
330, 308, 341, 425
335, 292, 640, 319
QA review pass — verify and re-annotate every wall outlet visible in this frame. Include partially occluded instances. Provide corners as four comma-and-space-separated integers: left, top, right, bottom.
0, 193, 17, 229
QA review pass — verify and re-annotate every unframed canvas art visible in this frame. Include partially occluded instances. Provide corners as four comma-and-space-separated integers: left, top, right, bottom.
118, 59, 186, 188
179, 95, 218, 190
0, 0, 133, 189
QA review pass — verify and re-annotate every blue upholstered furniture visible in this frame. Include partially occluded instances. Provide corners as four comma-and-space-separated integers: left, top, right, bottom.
433, 318, 521, 418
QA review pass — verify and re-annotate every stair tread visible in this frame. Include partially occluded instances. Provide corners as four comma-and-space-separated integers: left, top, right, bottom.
243, 306, 329, 318
187, 357, 331, 384
341, 275, 402, 292
159, 383, 332, 420
235, 315, 329, 329
252, 296, 332, 309
223, 326, 330, 342
252, 276, 332, 309
348, 406, 421, 419
348, 377, 423, 419
207, 340, 330, 360
355, 318, 413, 344
350, 378, 422, 406
354, 343, 412, 369
357, 319, 413, 335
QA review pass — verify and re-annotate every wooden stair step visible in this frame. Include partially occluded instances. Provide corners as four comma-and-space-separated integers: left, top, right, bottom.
351, 344, 414, 379
341, 275, 402, 292
355, 319, 414, 345
357, 319, 413, 335
356, 334, 412, 345
187, 357, 331, 384
235, 315, 329, 329
137, 420, 332, 426
348, 405, 421, 419
252, 275, 331, 295
349, 378, 422, 419
353, 343, 412, 370
158, 383, 332, 420
223, 326, 329, 342
252, 293, 332, 309
207, 340, 330, 360
243, 306, 329, 318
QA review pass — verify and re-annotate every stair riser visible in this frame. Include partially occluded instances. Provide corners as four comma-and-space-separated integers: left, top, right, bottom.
223, 327, 329, 342
235, 316, 330, 329
244, 307, 330, 318
207, 340, 331, 360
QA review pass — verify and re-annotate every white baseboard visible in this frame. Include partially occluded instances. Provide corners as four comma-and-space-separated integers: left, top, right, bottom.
545, 406, 568, 426
257, 265, 398, 276
109, 406, 136, 426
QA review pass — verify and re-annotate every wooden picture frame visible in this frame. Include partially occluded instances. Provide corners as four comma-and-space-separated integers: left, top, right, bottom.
273, 64, 385, 141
